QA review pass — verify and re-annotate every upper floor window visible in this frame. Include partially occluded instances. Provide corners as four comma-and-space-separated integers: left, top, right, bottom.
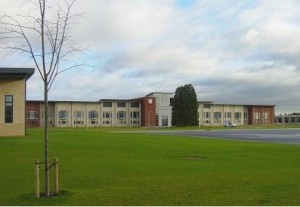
117, 102, 126, 107
204, 104, 211, 108
103, 102, 112, 107
5, 95, 13, 123
130, 102, 139, 108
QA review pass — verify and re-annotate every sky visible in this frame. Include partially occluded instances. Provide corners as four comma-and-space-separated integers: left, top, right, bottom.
1, 0, 300, 114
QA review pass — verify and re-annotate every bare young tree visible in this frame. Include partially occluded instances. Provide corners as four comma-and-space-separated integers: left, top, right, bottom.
0, 0, 87, 197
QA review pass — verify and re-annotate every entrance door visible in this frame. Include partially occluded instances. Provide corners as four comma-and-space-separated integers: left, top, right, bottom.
162, 116, 168, 127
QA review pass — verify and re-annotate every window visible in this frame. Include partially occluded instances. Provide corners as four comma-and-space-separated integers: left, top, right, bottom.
5, 95, 13, 123
204, 104, 211, 108
117, 111, 126, 124
244, 112, 248, 119
130, 111, 139, 124
74, 111, 83, 119
162, 116, 168, 126
27, 111, 38, 120
214, 112, 221, 119
263, 112, 269, 119
254, 112, 260, 119
204, 112, 211, 119
103, 111, 112, 119
89, 111, 98, 120
225, 112, 231, 119
235, 112, 241, 119
117, 102, 126, 107
131, 111, 139, 119
170, 98, 174, 106
103, 102, 112, 107
74, 111, 84, 124
130, 102, 139, 108
214, 112, 222, 123
58, 110, 69, 125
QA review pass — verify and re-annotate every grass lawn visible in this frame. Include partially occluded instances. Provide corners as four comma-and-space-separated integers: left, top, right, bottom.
0, 128, 299, 205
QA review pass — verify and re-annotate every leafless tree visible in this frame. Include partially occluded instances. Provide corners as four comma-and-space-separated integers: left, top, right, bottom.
0, 0, 87, 197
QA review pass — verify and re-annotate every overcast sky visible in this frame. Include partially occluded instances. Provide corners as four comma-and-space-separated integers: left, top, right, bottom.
1, 0, 300, 114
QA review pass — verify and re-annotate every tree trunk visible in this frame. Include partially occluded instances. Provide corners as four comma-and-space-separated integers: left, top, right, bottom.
44, 82, 50, 197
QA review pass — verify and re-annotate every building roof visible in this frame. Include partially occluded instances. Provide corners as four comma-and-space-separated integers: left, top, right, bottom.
0, 67, 35, 80
146, 92, 173, 97
27, 100, 99, 104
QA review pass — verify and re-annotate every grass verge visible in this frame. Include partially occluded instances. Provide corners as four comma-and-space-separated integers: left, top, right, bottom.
0, 128, 299, 205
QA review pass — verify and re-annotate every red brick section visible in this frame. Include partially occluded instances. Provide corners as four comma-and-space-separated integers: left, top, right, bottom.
248, 105, 275, 125
140, 97, 156, 127
26, 101, 41, 127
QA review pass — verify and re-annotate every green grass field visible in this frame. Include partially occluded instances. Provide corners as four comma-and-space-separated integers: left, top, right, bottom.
0, 128, 299, 205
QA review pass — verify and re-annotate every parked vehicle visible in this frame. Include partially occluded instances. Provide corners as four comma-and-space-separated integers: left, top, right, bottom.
224, 122, 237, 127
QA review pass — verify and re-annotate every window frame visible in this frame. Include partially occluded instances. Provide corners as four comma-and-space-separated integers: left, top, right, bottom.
5, 95, 13, 124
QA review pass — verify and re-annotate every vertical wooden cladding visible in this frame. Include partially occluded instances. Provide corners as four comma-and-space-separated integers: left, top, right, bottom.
248, 105, 275, 125
26, 101, 41, 127
140, 97, 156, 127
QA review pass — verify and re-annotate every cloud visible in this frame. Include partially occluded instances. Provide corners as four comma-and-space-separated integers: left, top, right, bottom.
2, 0, 300, 114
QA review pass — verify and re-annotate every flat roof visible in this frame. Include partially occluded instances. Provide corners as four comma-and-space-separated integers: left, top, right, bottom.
146, 92, 173, 97
0, 67, 35, 80
27, 100, 99, 104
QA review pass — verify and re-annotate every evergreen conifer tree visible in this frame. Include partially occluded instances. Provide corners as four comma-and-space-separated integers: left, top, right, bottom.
172, 84, 199, 126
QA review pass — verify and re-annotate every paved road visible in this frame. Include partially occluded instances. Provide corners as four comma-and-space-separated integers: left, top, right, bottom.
149, 128, 300, 145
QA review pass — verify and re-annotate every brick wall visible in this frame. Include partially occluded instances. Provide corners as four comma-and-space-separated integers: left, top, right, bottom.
140, 97, 156, 127
248, 106, 275, 125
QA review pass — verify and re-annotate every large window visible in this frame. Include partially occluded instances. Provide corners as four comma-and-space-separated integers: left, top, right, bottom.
214, 112, 221, 123
74, 111, 84, 124
254, 112, 260, 119
214, 112, 221, 119
204, 112, 211, 119
225, 112, 232, 119
27, 111, 38, 120
235, 112, 241, 119
89, 110, 98, 125
130, 111, 139, 125
117, 111, 126, 124
58, 110, 69, 124
103, 111, 112, 125
5, 95, 13, 123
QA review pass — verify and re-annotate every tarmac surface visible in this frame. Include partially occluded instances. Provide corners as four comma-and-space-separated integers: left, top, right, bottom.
147, 128, 300, 145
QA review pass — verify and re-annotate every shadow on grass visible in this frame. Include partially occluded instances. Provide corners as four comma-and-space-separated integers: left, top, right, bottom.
15, 190, 72, 205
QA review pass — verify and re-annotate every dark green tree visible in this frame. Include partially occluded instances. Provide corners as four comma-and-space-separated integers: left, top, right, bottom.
172, 84, 199, 126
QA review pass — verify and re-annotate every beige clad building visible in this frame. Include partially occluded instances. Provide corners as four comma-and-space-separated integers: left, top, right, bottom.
26, 92, 275, 129
198, 102, 249, 126
27, 99, 142, 128
198, 101, 275, 126
0, 68, 34, 136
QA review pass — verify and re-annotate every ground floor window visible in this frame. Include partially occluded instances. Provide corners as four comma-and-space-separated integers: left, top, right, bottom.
162, 115, 168, 126
214, 112, 221, 123
74, 111, 84, 125
117, 111, 126, 124
59, 110, 69, 125
5, 95, 13, 123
